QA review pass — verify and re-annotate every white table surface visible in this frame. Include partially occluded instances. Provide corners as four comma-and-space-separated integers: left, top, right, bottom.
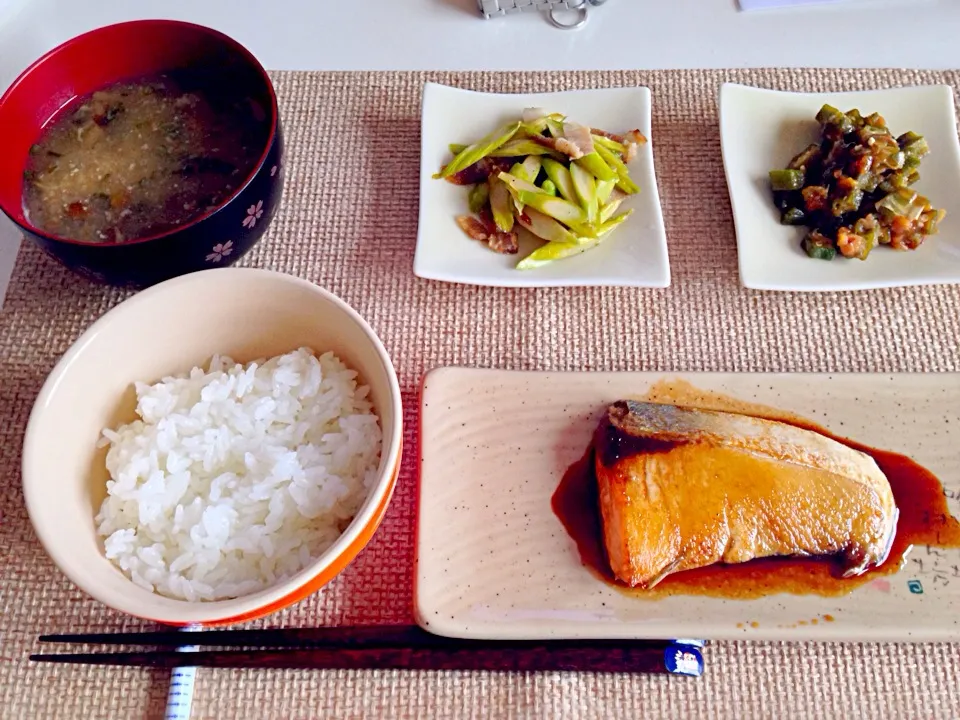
1, 0, 958, 301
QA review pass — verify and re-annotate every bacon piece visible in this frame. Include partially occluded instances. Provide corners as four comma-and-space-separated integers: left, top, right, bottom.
488, 230, 519, 254
455, 216, 490, 242
591, 127, 625, 144
561, 122, 595, 156
444, 157, 513, 186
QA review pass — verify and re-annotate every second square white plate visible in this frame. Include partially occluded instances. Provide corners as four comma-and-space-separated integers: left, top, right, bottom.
720, 83, 960, 291
414, 83, 670, 288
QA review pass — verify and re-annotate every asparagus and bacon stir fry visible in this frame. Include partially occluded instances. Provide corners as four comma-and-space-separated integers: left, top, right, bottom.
435, 109, 646, 270
770, 104, 946, 261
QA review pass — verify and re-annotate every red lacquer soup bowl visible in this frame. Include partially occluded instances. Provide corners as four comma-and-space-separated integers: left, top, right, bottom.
0, 20, 284, 289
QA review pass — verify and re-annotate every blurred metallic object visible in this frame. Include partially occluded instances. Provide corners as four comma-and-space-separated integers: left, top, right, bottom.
477, 0, 609, 29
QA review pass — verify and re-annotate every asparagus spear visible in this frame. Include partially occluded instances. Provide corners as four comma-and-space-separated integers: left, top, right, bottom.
596, 178, 617, 205
541, 158, 577, 203
575, 152, 617, 183
498, 172, 587, 226
497, 172, 551, 197
490, 138, 565, 158
545, 117, 566, 139
600, 196, 625, 223
540, 179, 558, 196
510, 161, 531, 183
595, 207, 633, 234
435, 120, 521, 179
489, 176, 514, 232
591, 134, 626, 154
516, 237, 601, 270
521, 112, 566, 136
569, 161, 599, 225
515, 207, 581, 245
516, 210, 633, 270
521, 156, 543, 184
595, 143, 640, 194
468, 183, 490, 214
509, 156, 543, 184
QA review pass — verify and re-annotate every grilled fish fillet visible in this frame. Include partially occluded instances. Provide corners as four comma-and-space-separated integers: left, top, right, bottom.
594, 400, 898, 588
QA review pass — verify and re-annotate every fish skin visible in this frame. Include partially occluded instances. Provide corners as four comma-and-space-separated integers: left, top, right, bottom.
594, 400, 898, 588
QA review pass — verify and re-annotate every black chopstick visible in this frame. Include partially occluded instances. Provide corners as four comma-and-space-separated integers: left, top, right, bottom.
30, 644, 689, 674
39, 624, 433, 649
32, 626, 706, 675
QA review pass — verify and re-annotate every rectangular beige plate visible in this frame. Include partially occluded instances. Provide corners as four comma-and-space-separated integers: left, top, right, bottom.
415, 368, 960, 642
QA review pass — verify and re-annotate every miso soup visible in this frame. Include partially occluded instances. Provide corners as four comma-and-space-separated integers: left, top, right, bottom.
22, 71, 268, 243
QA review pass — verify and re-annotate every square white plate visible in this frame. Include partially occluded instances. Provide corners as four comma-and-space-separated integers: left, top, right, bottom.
414, 83, 670, 288
719, 83, 960, 291
415, 367, 960, 642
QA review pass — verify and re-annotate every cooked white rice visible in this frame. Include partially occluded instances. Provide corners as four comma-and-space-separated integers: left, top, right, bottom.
95, 347, 382, 602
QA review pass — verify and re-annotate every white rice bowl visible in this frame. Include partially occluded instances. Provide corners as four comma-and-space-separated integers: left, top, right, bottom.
94, 347, 382, 602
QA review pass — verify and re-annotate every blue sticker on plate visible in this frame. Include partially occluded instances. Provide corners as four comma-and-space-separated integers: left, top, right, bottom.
664, 643, 704, 677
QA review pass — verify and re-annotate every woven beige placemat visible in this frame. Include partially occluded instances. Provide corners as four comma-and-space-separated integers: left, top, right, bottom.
2, 69, 960, 720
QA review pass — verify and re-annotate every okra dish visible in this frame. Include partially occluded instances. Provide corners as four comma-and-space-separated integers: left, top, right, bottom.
434, 109, 646, 270
769, 105, 946, 261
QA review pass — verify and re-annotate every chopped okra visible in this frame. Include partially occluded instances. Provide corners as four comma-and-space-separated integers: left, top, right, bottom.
770, 104, 945, 260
